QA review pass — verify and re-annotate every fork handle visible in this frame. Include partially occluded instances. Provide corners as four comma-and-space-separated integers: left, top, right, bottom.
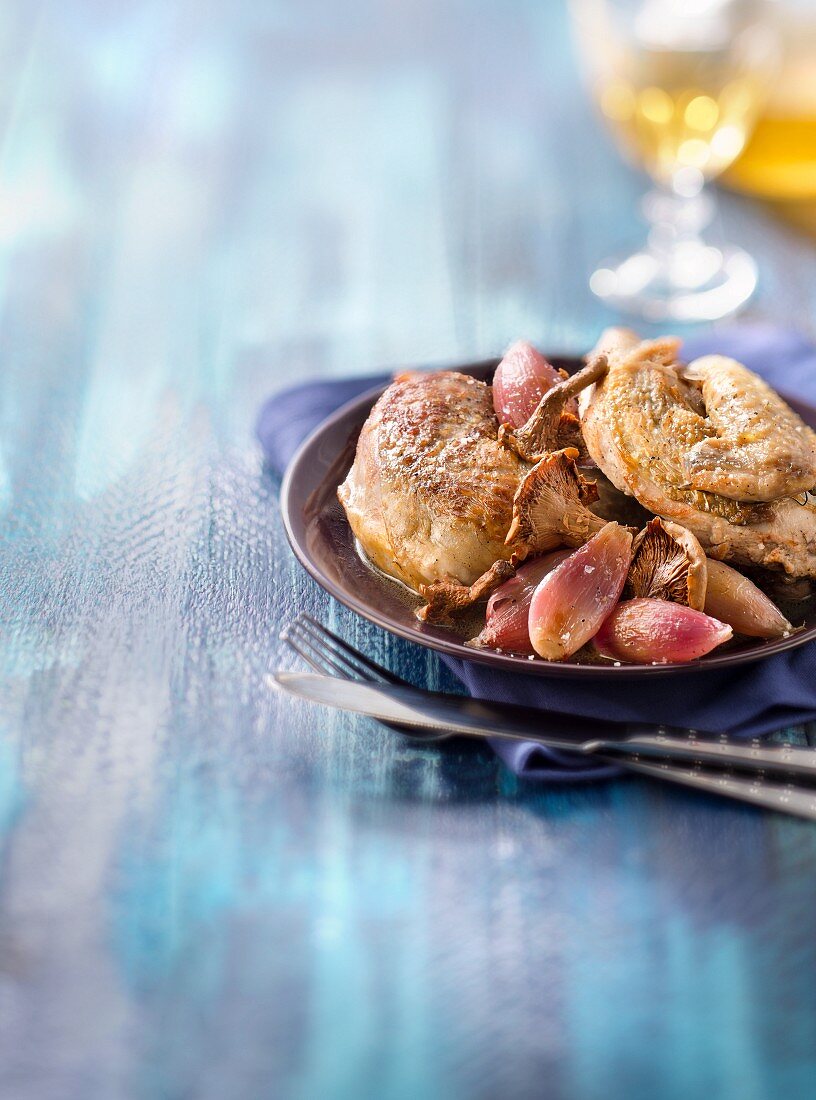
605, 755, 816, 821
374, 720, 816, 819
591, 734, 816, 781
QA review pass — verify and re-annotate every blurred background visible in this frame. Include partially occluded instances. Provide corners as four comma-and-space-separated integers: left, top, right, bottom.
1, 1, 816, 1097
0, 0, 813, 442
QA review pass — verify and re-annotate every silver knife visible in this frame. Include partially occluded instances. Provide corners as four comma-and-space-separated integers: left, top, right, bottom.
270, 670, 816, 785
271, 671, 816, 820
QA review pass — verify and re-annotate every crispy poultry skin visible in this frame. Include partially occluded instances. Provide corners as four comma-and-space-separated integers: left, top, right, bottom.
682, 354, 816, 501
338, 371, 522, 592
338, 371, 602, 607
580, 329, 816, 577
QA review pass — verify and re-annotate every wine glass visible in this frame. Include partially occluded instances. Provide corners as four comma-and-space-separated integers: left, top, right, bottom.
724, 0, 816, 201
569, 0, 780, 322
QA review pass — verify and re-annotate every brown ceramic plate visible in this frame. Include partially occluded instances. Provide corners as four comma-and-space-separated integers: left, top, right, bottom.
280, 357, 816, 677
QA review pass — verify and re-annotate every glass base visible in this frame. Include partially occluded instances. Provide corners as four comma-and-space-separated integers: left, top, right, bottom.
589, 241, 757, 323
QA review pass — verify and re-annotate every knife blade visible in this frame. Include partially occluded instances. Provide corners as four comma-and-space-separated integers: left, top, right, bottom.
270, 671, 816, 781
270, 671, 816, 819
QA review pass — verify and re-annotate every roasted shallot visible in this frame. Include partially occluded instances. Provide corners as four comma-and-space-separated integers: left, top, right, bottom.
470, 550, 571, 654
703, 558, 792, 639
492, 341, 569, 428
528, 522, 633, 660
594, 599, 732, 664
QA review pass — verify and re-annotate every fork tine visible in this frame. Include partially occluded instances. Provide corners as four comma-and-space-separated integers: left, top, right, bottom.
281, 614, 432, 741
295, 614, 401, 685
283, 622, 360, 681
283, 629, 352, 680
296, 619, 388, 683
284, 615, 388, 684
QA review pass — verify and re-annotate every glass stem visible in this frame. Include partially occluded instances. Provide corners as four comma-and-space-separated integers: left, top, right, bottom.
642, 184, 717, 291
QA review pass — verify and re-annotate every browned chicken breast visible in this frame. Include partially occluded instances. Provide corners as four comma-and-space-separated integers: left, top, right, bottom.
681, 354, 816, 502
339, 371, 520, 591
339, 370, 603, 618
579, 329, 816, 577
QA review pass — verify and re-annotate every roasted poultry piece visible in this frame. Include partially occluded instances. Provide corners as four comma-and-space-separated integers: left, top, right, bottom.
339, 329, 816, 634
579, 329, 816, 577
338, 370, 603, 619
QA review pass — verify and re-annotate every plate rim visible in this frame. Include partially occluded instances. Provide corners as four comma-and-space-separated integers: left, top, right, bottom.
279, 357, 816, 678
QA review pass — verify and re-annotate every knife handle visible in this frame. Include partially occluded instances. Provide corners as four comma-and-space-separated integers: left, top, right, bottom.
609, 756, 816, 821
594, 733, 816, 782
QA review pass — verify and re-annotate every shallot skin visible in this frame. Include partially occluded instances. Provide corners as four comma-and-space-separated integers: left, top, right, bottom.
594, 598, 733, 664
528, 522, 633, 660
704, 558, 792, 639
472, 550, 570, 654
492, 341, 570, 428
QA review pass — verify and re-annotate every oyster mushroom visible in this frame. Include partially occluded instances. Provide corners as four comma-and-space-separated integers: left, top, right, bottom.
505, 448, 604, 561
624, 518, 708, 611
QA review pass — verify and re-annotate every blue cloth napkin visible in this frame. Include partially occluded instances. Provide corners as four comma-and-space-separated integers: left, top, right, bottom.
258, 325, 816, 782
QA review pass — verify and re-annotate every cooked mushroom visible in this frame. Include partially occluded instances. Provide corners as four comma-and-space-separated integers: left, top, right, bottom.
421, 448, 606, 621
624, 517, 708, 610
505, 448, 604, 561
417, 558, 516, 623
500, 354, 609, 462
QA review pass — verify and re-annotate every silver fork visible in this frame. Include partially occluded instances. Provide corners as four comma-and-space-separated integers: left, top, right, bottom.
278, 613, 816, 819
281, 615, 816, 778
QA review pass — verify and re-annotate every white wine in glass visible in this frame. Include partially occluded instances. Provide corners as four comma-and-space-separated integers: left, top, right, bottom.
570, 0, 779, 321
725, 1, 816, 201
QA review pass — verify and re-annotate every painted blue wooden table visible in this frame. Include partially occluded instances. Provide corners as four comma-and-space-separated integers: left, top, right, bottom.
1, 2, 816, 1098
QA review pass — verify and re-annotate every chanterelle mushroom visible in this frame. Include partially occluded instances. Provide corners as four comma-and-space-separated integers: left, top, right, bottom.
505, 448, 604, 561
417, 559, 516, 624
624, 517, 708, 610
501, 355, 609, 462
418, 448, 603, 621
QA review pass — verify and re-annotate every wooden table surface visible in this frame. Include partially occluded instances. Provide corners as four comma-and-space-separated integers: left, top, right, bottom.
2, 2, 816, 1098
